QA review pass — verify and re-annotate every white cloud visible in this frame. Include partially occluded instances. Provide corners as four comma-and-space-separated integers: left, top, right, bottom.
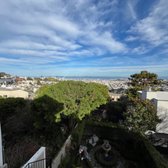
0, 48, 69, 61
0, 57, 28, 63
0, 0, 167, 77
0, 40, 63, 51
130, 0, 168, 46
83, 32, 127, 53
131, 46, 150, 55
0, 0, 127, 65
125, 36, 138, 42
0, 54, 68, 66
127, 0, 138, 20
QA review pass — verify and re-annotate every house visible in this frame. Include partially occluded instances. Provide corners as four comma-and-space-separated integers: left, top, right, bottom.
139, 90, 168, 134
0, 88, 29, 99
0, 78, 15, 85
109, 93, 122, 101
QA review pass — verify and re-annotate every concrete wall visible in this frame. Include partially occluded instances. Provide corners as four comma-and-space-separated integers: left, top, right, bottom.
51, 135, 71, 168
142, 91, 168, 101
140, 91, 168, 113
156, 105, 168, 134
153, 99, 168, 120
156, 100, 168, 133
158, 100, 168, 110
0, 90, 29, 99
140, 91, 168, 134
0, 163, 7, 168
141, 91, 157, 100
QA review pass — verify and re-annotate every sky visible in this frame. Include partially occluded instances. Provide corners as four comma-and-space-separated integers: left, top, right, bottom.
0, 0, 168, 77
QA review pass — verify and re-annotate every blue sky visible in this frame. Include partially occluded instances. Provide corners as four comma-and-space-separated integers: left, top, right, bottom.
0, 0, 168, 77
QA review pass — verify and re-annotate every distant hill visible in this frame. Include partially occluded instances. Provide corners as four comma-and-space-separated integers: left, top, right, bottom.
0, 72, 11, 78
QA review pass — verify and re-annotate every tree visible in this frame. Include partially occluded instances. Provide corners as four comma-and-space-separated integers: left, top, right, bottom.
123, 71, 160, 134
0, 98, 26, 124
43, 77, 58, 82
128, 71, 161, 97
36, 80, 41, 85
0, 72, 10, 78
31, 95, 63, 129
106, 101, 126, 123
3, 99, 34, 142
36, 81, 109, 122
27, 77, 33, 80
124, 99, 159, 134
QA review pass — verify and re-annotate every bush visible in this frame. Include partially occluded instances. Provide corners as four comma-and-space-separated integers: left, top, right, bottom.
5, 137, 39, 168
71, 121, 85, 146
124, 99, 159, 134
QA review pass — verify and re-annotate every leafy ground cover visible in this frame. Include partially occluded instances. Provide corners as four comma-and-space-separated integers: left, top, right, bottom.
59, 120, 168, 168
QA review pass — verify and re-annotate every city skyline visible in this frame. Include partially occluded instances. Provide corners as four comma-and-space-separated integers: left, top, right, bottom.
0, 0, 168, 77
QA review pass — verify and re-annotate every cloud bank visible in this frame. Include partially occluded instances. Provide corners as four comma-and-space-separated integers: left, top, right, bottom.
0, 0, 168, 76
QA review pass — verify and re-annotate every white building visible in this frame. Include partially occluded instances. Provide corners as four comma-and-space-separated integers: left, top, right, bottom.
139, 90, 168, 134
0, 88, 29, 99
109, 93, 122, 101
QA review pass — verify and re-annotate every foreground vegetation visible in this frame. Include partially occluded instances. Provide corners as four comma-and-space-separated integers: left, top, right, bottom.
0, 97, 67, 168
0, 81, 109, 168
36, 81, 109, 121
0, 71, 163, 167
59, 120, 168, 168
124, 71, 160, 134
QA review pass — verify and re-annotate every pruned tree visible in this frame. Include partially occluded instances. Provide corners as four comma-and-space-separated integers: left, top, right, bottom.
0, 72, 11, 78
36, 81, 109, 122
31, 95, 63, 129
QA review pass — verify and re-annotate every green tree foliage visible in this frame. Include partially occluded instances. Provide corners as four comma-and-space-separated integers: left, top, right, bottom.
128, 71, 161, 97
36, 81, 109, 121
36, 80, 41, 85
123, 71, 160, 134
31, 95, 63, 129
0, 72, 10, 78
43, 77, 59, 82
27, 77, 33, 80
106, 100, 126, 123
0, 98, 34, 143
124, 99, 159, 134
0, 98, 26, 124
